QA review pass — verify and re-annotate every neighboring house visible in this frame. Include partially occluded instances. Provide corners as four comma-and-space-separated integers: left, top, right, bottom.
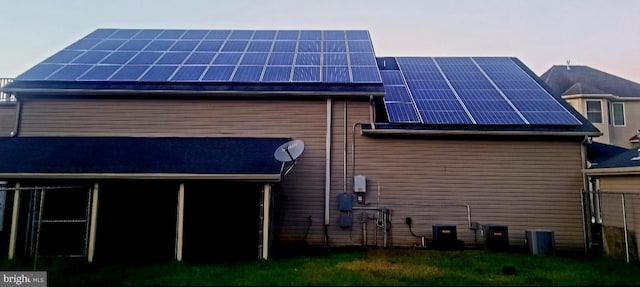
585, 142, 640, 261
540, 65, 640, 148
0, 28, 600, 263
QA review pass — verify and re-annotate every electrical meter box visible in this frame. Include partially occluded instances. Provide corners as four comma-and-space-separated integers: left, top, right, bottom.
354, 175, 366, 193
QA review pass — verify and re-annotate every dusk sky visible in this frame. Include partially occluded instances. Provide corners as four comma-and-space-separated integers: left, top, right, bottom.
1, 0, 639, 82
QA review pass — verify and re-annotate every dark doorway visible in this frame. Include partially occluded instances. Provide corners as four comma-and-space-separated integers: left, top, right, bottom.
182, 181, 262, 261
95, 180, 178, 262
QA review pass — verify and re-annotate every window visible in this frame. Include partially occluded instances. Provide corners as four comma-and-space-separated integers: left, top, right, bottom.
611, 102, 625, 126
586, 100, 602, 123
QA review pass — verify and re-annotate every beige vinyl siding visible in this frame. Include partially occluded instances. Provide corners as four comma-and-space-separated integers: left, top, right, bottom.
0, 104, 16, 136
600, 176, 640, 193
17, 97, 587, 250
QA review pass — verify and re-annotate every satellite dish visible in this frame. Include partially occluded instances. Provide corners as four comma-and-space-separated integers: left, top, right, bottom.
274, 139, 305, 176
274, 139, 305, 162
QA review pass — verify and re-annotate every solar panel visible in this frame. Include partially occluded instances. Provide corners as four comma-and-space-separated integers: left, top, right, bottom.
14, 28, 381, 87
383, 57, 581, 126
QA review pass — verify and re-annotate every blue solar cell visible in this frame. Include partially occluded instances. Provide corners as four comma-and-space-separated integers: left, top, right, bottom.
85, 29, 117, 39
229, 30, 254, 40
419, 110, 473, 124
300, 30, 322, 40
402, 70, 442, 81
202, 65, 235, 81
522, 111, 579, 125
349, 53, 377, 66
182, 30, 208, 40
232, 66, 263, 82
464, 99, 515, 112
108, 29, 140, 39
435, 57, 473, 65
380, 70, 404, 85
170, 40, 200, 52
323, 53, 348, 66
205, 30, 231, 40
93, 39, 126, 51
67, 38, 102, 50
247, 41, 272, 52
272, 41, 297, 52
240, 53, 269, 65
293, 66, 320, 82
170, 66, 207, 81
324, 41, 347, 53
253, 30, 276, 40
384, 102, 420, 123
276, 30, 299, 40
383, 86, 412, 102
16, 64, 63, 80
47, 64, 93, 80
118, 39, 151, 51
472, 111, 525, 125
184, 52, 216, 65
323, 66, 350, 83
410, 89, 458, 100
78, 65, 120, 80
414, 99, 466, 112
297, 41, 321, 53
262, 66, 292, 82
347, 41, 373, 53
351, 66, 381, 82
43, 50, 84, 64
109, 65, 150, 81
493, 80, 540, 90
139, 65, 179, 81
196, 40, 224, 52
511, 100, 565, 112
221, 40, 248, 52
128, 52, 163, 64
324, 31, 345, 40
213, 53, 242, 65
157, 30, 186, 39
449, 80, 495, 90
156, 52, 189, 64
99, 51, 136, 64
501, 90, 550, 101
295, 53, 320, 65
72, 51, 110, 64
407, 80, 450, 90
144, 40, 176, 51
132, 29, 162, 39
346, 30, 370, 41
267, 53, 294, 65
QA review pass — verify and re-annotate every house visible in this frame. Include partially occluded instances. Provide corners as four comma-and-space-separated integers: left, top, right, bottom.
540, 65, 640, 148
0, 28, 601, 262
584, 142, 640, 261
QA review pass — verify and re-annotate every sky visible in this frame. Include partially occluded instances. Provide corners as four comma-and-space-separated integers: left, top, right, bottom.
1, 0, 639, 82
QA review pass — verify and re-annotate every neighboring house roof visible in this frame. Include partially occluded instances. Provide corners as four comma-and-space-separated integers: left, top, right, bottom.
540, 65, 640, 97
593, 148, 640, 169
586, 141, 629, 166
0, 137, 290, 180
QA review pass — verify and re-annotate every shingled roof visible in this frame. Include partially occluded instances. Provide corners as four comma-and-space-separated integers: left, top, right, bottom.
540, 65, 640, 98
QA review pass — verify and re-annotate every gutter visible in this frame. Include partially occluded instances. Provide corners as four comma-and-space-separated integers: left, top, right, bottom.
583, 166, 640, 176
361, 128, 602, 137
0, 173, 283, 181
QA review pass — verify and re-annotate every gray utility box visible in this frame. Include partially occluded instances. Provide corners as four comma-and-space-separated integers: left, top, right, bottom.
525, 229, 555, 255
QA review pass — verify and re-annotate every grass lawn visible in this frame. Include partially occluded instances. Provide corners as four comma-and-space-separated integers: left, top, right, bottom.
1, 248, 639, 286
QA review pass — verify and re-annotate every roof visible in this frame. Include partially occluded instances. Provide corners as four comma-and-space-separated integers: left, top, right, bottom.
2, 29, 384, 97
0, 137, 290, 180
591, 148, 640, 169
586, 141, 629, 165
540, 65, 640, 98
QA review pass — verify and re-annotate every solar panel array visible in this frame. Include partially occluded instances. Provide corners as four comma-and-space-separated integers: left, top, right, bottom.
16, 29, 381, 84
383, 57, 581, 126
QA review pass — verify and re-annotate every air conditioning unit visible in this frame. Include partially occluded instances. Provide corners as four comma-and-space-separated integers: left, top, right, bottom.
432, 224, 459, 250
525, 229, 555, 255
484, 225, 509, 252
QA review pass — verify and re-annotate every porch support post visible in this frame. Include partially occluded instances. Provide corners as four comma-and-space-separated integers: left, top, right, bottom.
175, 183, 185, 261
261, 183, 271, 260
87, 183, 100, 263
8, 182, 20, 260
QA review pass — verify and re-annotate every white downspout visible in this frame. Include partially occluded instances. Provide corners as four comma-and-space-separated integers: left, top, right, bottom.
324, 98, 332, 247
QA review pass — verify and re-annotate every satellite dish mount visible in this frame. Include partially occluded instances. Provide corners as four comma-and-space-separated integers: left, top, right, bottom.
274, 139, 305, 176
